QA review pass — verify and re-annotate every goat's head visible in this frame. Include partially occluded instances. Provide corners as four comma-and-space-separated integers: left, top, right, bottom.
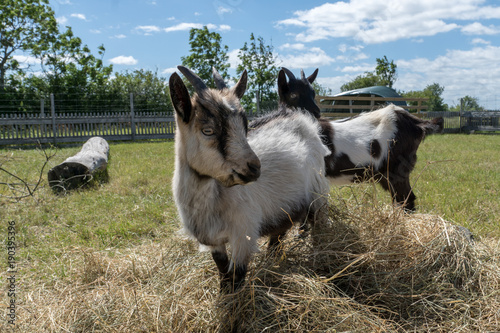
278, 67, 320, 118
169, 66, 261, 187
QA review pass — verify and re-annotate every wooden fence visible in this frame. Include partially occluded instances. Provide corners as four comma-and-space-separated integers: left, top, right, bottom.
420, 111, 500, 133
0, 110, 175, 146
316, 95, 429, 114
2, 99, 499, 146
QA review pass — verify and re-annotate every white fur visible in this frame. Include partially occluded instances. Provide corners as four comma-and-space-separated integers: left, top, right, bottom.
328, 105, 399, 184
174, 111, 330, 272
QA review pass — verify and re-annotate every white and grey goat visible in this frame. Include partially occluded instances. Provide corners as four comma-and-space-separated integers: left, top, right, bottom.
169, 66, 329, 292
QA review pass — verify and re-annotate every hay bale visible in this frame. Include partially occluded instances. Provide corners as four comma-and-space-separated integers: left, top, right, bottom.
5, 195, 500, 332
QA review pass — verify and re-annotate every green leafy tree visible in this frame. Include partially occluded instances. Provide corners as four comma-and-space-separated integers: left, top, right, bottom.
375, 55, 397, 88
450, 95, 484, 112
20, 26, 113, 113
108, 69, 172, 113
0, 0, 58, 89
26, 27, 113, 93
181, 26, 229, 87
236, 33, 278, 111
312, 81, 333, 96
340, 55, 397, 91
340, 72, 380, 92
402, 83, 448, 111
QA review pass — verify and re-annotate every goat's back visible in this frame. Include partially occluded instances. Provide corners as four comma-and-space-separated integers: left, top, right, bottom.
231, 111, 330, 230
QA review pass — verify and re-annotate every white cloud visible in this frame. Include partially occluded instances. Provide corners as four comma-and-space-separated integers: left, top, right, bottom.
471, 38, 490, 45
217, 6, 233, 16
279, 43, 306, 51
277, 47, 335, 69
70, 13, 86, 20
164, 23, 230, 33
135, 25, 161, 35
164, 22, 204, 32
112, 34, 127, 39
161, 67, 178, 75
461, 22, 500, 35
110, 56, 138, 65
397, 45, 500, 108
56, 16, 68, 25
90, 29, 101, 34
227, 49, 241, 69
277, 0, 500, 44
339, 64, 374, 73
13, 55, 41, 66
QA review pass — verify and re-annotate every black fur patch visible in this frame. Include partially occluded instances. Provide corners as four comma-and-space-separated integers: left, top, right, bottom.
328, 153, 358, 179
259, 203, 309, 239
211, 251, 230, 275
318, 118, 335, 155
369, 139, 382, 158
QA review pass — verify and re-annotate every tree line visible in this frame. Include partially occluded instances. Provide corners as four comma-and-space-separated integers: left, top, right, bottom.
0, 0, 484, 115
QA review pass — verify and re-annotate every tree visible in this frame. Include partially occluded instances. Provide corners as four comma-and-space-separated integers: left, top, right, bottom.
450, 95, 484, 112
0, 0, 58, 89
340, 72, 380, 92
181, 26, 229, 88
402, 83, 448, 111
312, 81, 332, 96
375, 55, 397, 88
340, 55, 397, 92
107, 69, 172, 113
236, 34, 278, 111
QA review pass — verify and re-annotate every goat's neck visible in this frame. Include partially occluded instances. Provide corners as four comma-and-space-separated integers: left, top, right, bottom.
173, 138, 221, 208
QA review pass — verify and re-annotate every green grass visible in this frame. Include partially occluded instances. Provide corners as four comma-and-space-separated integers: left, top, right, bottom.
411, 134, 499, 237
1, 141, 178, 283
1, 134, 499, 264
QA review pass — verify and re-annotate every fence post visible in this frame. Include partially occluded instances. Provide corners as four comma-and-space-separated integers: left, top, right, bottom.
40, 98, 45, 137
256, 90, 260, 115
459, 98, 463, 133
130, 93, 136, 141
50, 93, 57, 144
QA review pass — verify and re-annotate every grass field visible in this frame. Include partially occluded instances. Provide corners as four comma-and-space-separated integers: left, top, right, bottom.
1, 134, 499, 331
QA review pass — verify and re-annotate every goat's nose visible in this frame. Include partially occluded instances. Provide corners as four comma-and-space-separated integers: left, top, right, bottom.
247, 160, 261, 180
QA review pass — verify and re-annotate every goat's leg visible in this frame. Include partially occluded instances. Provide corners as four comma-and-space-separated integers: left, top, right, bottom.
384, 177, 416, 212
211, 245, 231, 290
268, 231, 288, 254
395, 179, 416, 212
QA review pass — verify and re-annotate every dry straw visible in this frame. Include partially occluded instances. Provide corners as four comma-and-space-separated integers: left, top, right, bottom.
3, 187, 500, 332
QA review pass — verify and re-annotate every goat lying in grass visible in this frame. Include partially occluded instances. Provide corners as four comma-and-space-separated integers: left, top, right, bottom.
169, 66, 329, 292
278, 68, 444, 211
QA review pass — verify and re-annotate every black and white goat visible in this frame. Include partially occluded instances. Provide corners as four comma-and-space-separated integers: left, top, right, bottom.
278, 68, 444, 211
169, 66, 329, 291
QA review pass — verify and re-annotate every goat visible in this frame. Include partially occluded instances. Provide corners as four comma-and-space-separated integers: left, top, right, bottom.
169, 66, 329, 292
278, 67, 444, 211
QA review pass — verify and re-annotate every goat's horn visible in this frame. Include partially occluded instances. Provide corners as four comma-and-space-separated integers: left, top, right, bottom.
300, 69, 306, 80
212, 67, 227, 90
282, 67, 296, 80
177, 66, 208, 93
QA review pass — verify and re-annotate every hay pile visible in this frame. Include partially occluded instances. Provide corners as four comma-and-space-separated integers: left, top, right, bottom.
4, 193, 500, 332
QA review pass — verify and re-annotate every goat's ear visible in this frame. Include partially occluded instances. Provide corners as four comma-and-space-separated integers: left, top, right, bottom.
232, 70, 247, 99
277, 69, 289, 96
307, 68, 319, 84
169, 72, 192, 123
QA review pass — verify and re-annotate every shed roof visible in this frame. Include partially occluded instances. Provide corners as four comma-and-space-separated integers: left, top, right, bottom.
334, 86, 403, 98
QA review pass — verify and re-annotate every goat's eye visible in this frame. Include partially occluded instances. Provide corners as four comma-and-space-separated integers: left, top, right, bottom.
202, 128, 214, 136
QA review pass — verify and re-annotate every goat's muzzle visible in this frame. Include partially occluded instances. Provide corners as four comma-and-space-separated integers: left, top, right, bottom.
235, 159, 261, 184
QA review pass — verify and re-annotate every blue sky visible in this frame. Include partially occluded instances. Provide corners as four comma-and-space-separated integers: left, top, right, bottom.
36, 0, 500, 109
